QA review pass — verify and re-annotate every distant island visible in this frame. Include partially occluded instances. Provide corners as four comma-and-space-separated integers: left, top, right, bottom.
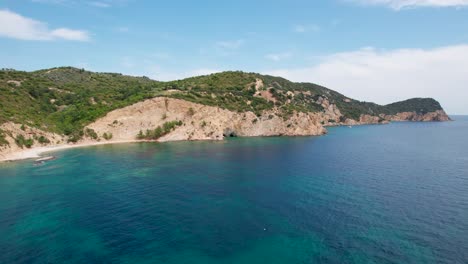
0, 67, 450, 161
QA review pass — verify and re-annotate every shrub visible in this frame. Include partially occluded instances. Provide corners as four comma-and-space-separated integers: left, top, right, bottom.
136, 120, 183, 140
102, 132, 113, 140
14, 134, 24, 147
25, 138, 33, 148
67, 134, 81, 143
0, 129, 9, 146
137, 130, 144, 140
15, 134, 34, 148
37, 135, 50, 144
84, 128, 98, 140
187, 107, 195, 116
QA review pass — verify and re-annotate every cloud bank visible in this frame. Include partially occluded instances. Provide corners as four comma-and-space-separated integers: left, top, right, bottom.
265, 52, 293, 62
0, 9, 90, 41
293, 24, 320, 33
265, 44, 468, 114
350, 0, 468, 9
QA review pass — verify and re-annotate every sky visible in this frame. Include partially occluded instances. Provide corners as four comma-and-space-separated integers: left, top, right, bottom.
1, 0, 468, 114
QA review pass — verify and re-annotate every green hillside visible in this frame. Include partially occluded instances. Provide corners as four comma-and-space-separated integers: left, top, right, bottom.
0, 67, 444, 141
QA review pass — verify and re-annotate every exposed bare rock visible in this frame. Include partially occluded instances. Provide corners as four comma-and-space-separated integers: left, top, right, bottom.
383, 110, 451, 122
0, 122, 64, 160
253, 79, 276, 103
86, 98, 326, 142
0, 97, 451, 162
255, 89, 277, 103
255, 78, 264, 90
317, 99, 343, 125
360, 115, 381, 124
7, 80, 21, 86
48, 87, 74, 94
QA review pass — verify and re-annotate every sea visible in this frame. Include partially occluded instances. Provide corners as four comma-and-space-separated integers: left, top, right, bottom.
1, 116, 467, 264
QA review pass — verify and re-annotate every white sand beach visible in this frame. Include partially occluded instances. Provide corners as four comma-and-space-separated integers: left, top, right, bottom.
0, 140, 142, 163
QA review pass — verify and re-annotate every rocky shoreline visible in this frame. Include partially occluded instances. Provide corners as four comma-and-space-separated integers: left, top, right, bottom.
0, 97, 450, 162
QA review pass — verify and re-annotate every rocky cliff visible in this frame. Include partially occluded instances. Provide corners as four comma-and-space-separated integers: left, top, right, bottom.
0, 68, 451, 160
86, 97, 327, 142
84, 97, 449, 142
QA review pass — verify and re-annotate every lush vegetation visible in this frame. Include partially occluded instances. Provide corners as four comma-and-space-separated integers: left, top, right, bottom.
383, 98, 443, 115
34, 135, 51, 144
0, 67, 158, 140
14, 134, 34, 149
0, 67, 444, 141
136, 120, 183, 140
0, 129, 8, 146
84, 128, 98, 140
164, 71, 442, 120
165, 71, 274, 116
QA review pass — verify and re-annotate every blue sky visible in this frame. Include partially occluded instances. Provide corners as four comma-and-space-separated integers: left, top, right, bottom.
1, 0, 468, 114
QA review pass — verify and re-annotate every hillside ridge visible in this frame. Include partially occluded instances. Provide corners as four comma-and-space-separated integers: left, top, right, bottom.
0, 67, 450, 161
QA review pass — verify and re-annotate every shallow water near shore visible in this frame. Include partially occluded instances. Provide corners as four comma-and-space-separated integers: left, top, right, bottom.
1, 117, 468, 263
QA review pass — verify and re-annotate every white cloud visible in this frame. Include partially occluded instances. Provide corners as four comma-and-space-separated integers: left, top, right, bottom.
128, 66, 222, 82
293, 24, 320, 33
215, 39, 244, 50
120, 56, 135, 68
89, 1, 110, 7
32, 0, 127, 7
72, 61, 91, 70
149, 52, 171, 60
50, 28, 90, 41
350, 0, 468, 9
264, 45, 468, 114
265, 52, 293, 61
156, 68, 222, 81
188, 68, 222, 77
214, 39, 245, 56
31, 0, 70, 4
116, 26, 129, 32
0, 9, 90, 41
117, 57, 221, 81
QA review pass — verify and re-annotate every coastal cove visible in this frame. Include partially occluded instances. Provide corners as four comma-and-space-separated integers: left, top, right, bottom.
0, 68, 450, 162
1, 117, 467, 263
0, 115, 450, 163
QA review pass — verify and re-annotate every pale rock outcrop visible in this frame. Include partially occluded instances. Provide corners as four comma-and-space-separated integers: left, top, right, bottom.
360, 115, 381, 124
0, 122, 64, 160
86, 97, 326, 142
317, 98, 343, 125
383, 110, 450, 122
7, 80, 21, 86
0, 97, 451, 162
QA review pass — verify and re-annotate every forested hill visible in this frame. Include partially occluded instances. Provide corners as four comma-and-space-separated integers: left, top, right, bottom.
0, 67, 446, 141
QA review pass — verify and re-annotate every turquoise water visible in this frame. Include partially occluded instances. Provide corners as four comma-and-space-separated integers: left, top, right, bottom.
1, 117, 468, 263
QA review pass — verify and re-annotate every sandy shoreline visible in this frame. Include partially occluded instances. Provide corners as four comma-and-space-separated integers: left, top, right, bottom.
0, 140, 143, 163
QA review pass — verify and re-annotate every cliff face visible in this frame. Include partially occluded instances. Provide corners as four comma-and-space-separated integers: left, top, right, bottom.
384, 110, 451, 122
84, 97, 448, 142
86, 97, 327, 142
0, 68, 451, 160
0, 122, 65, 160
0, 96, 450, 161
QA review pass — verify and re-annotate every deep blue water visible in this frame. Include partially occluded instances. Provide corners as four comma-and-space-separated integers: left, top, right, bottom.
1, 117, 468, 264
